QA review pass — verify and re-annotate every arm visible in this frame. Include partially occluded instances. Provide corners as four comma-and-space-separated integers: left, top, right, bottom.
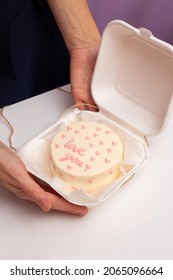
47, 0, 101, 109
0, 0, 99, 215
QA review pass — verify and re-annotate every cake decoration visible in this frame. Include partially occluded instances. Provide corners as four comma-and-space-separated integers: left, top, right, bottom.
50, 121, 123, 193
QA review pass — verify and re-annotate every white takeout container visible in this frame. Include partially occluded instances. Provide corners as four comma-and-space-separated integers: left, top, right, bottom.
18, 20, 173, 207
92, 20, 173, 136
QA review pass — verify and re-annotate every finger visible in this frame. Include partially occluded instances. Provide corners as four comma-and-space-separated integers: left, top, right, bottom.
19, 174, 88, 216
75, 101, 98, 112
75, 100, 85, 110
45, 191, 88, 216
74, 95, 98, 112
38, 177, 88, 216
85, 97, 98, 112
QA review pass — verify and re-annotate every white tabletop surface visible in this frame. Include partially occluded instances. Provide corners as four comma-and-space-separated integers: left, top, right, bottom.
0, 86, 173, 260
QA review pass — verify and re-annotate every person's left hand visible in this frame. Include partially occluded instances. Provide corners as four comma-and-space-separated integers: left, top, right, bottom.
0, 141, 88, 216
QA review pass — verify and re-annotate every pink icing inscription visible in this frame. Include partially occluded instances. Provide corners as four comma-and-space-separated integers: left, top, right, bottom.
60, 153, 84, 167
64, 139, 85, 156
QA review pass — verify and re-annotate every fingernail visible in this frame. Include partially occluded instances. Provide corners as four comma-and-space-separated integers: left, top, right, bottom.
68, 208, 88, 216
40, 199, 51, 212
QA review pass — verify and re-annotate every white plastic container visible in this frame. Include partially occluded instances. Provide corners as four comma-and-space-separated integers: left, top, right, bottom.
91, 20, 173, 136
17, 20, 173, 207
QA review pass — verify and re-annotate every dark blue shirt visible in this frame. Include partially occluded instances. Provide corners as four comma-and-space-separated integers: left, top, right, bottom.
0, 0, 70, 106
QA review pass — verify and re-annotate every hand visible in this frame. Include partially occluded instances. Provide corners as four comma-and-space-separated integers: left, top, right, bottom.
70, 44, 100, 111
0, 141, 88, 216
47, 0, 101, 110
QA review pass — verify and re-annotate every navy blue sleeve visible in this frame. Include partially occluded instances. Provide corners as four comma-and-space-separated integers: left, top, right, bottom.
0, 0, 70, 106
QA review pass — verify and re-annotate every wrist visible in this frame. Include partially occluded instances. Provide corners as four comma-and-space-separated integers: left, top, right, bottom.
69, 38, 101, 56
47, 0, 101, 52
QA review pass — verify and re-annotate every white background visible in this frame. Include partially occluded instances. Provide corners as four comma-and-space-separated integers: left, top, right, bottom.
0, 87, 173, 260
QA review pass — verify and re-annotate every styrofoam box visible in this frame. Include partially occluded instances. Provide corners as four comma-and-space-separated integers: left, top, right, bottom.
91, 20, 173, 136
18, 20, 173, 207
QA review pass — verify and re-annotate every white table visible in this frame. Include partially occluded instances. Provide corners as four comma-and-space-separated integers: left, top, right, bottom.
0, 87, 173, 260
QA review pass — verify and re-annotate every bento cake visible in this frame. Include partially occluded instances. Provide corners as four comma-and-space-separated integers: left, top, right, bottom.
50, 121, 123, 193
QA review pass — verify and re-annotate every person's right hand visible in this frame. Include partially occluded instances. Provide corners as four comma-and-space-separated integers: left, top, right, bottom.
0, 141, 88, 216
47, 0, 101, 110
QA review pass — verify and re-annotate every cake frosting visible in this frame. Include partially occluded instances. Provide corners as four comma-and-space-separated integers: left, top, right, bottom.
50, 121, 123, 193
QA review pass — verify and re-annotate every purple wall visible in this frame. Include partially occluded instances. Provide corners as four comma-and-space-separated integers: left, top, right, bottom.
87, 0, 173, 45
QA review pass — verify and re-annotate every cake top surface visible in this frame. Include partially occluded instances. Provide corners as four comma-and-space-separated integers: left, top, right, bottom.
50, 121, 123, 176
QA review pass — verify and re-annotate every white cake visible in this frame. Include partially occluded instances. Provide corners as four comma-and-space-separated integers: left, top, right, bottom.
50, 121, 123, 193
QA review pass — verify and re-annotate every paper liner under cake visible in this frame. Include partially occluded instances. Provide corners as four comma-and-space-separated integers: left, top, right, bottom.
17, 108, 149, 207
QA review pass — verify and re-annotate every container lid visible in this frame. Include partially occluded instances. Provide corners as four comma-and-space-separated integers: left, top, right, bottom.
91, 20, 173, 136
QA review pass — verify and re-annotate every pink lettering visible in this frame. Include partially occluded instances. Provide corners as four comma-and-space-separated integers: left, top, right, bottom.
64, 139, 85, 156
60, 153, 84, 167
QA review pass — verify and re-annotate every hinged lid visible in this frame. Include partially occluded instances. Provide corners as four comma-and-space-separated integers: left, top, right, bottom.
91, 20, 173, 136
